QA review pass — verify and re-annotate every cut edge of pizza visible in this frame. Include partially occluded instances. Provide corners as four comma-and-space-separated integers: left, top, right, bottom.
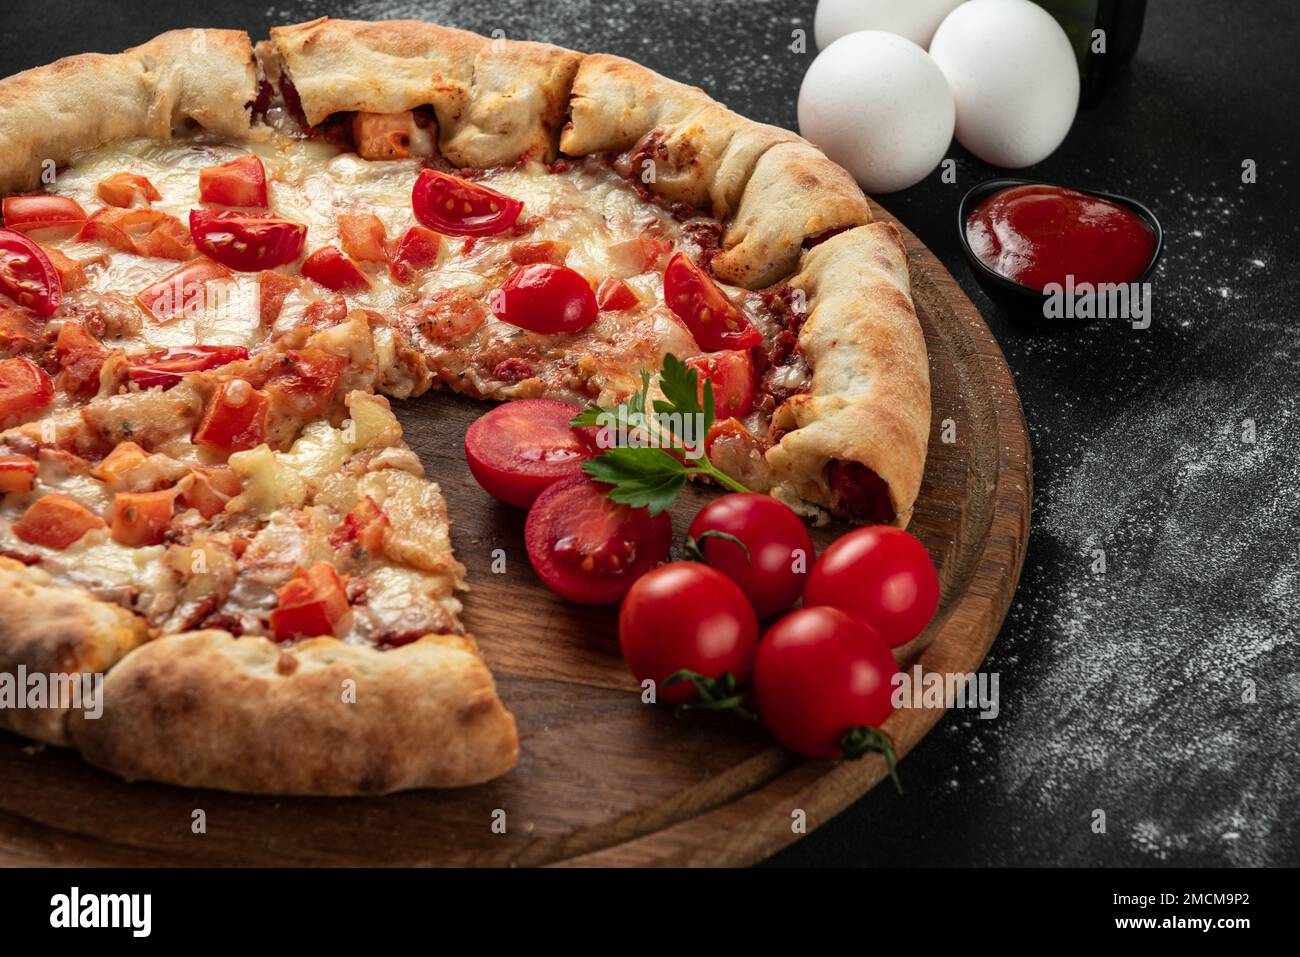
0, 18, 931, 794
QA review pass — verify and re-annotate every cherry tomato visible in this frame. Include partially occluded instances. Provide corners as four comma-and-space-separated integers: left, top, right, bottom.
412, 168, 523, 237
2, 195, 87, 235
491, 263, 597, 335
525, 475, 672, 605
688, 493, 814, 619
0, 454, 38, 494
753, 606, 898, 759
270, 561, 350, 641
619, 562, 760, 706
465, 399, 594, 508
189, 210, 306, 272
0, 228, 63, 316
386, 225, 443, 283
193, 378, 271, 453
302, 246, 370, 292
663, 252, 761, 351
0, 356, 54, 423
199, 155, 269, 208
804, 525, 939, 649
12, 493, 107, 550
97, 172, 161, 208
687, 350, 755, 419
109, 489, 176, 547
135, 257, 233, 320
127, 345, 249, 390
596, 277, 639, 312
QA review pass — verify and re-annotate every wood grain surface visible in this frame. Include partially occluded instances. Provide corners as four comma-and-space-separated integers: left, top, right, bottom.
0, 200, 1032, 867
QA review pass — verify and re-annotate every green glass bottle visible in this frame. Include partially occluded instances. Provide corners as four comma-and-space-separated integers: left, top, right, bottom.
1033, 0, 1148, 108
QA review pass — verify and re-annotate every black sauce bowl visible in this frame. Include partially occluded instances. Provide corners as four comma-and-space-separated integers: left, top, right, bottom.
956, 177, 1164, 327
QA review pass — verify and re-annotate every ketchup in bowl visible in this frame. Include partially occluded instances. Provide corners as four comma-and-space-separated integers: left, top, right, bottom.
965, 184, 1157, 291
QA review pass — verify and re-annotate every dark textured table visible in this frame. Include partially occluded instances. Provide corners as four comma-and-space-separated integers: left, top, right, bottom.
4, 0, 1296, 867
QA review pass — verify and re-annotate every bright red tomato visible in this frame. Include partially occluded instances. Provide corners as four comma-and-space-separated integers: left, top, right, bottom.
193, 378, 270, 453
804, 526, 939, 649
753, 606, 898, 759
411, 169, 523, 237
189, 210, 306, 272
491, 263, 597, 335
302, 246, 370, 291
525, 476, 672, 605
596, 277, 639, 312
386, 225, 443, 283
687, 350, 755, 418
199, 155, 269, 208
12, 493, 107, 550
0, 229, 62, 316
619, 562, 760, 707
465, 399, 594, 508
270, 561, 350, 641
2, 195, 87, 235
663, 252, 761, 351
127, 345, 248, 390
135, 257, 233, 320
0, 356, 54, 423
688, 493, 814, 619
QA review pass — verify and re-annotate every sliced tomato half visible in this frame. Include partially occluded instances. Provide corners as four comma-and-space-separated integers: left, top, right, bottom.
199, 155, 269, 208
0, 229, 63, 316
465, 399, 595, 508
2, 195, 87, 236
686, 350, 755, 419
491, 263, 598, 335
189, 210, 306, 272
663, 252, 762, 351
127, 345, 249, 390
412, 169, 523, 237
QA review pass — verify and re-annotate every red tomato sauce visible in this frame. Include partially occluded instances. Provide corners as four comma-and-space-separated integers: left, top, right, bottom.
966, 184, 1155, 290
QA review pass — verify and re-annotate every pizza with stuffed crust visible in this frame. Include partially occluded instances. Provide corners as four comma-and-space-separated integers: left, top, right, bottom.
0, 18, 930, 794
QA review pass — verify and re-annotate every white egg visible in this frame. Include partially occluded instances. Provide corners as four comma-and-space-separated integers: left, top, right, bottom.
929, 0, 1080, 168
798, 32, 955, 194
815, 0, 966, 50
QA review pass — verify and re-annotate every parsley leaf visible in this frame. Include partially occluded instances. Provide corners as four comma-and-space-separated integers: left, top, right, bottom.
582, 447, 688, 514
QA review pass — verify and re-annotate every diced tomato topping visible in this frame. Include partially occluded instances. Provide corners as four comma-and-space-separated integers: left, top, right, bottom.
302, 246, 369, 292
89, 441, 149, 484
0, 229, 63, 316
258, 270, 301, 327
338, 213, 388, 263
42, 248, 87, 292
596, 277, 640, 312
133, 214, 197, 260
178, 466, 243, 519
12, 493, 106, 549
386, 225, 442, 283
411, 169, 524, 237
329, 496, 389, 555
663, 252, 762, 351
193, 379, 270, 453
78, 208, 195, 260
261, 348, 346, 419
189, 210, 306, 272
608, 235, 674, 275
353, 111, 423, 161
2, 195, 87, 237
0, 454, 38, 494
54, 321, 109, 398
109, 489, 176, 547
127, 344, 248, 390
0, 307, 41, 350
687, 350, 755, 419
134, 258, 233, 321
270, 561, 350, 641
0, 356, 54, 423
199, 155, 269, 208
509, 240, 570, 266
96, 173, 161, 209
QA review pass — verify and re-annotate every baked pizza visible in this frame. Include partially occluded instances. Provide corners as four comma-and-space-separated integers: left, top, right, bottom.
0, 18, 930, 794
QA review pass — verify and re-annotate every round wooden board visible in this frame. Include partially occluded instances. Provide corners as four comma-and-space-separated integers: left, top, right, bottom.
0, 200, 1031, 867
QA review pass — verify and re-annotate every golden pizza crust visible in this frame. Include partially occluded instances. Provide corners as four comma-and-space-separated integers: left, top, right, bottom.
67, 630, 518, 794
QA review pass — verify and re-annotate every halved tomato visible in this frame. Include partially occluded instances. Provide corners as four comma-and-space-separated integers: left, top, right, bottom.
54, 321, 109, 399
663, 252, 762, 351
524, 475, 673, 605
302, 246, 369, 292
412, 169, 524, 237
193, 379, 270, 453
109, 489, 176, 547
465, 399, 595, 508
199, 155, 269, 208
0, 356, 54, 423
97, 173, 161, 208
12, 493, 106, 549
596, 277, 639, 312
135, 257, 233, 321
127, 345, 249, 390
386, 225, 442, 283
0, 454, 38, 494
491, 263, 598, 335
686, 350, 755, 418
189, 210, 306, 272
338, 213, 387, 263
2, 195, 87, 236
270, 561, 350, 641
0, 229, 63, 316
